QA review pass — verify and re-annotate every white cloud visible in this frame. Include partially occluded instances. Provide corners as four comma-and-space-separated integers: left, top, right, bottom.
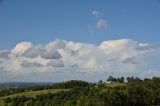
47, 60, 64, 68
20, 60, 43, 67
0, 50, 10, 59
96, 19, 107, 29
12, 41, 62, 59
122, 56, 137, 64
11, 42, 33, 56
0, 39, 159, 82
40, 50, 62, 59
92, 10, 101, 17
91, 10, 108, 30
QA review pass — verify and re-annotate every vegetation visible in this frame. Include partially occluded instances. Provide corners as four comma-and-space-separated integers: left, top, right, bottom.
0, 89, 68, 99
0, 77, 160, 106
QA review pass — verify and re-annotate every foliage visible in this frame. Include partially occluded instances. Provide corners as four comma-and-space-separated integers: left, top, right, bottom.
1, 78, 160, 106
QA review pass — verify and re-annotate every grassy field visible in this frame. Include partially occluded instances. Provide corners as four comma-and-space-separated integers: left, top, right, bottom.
0, 89, 68, 106
0, 101, 4, 106
105, 82, 126, 88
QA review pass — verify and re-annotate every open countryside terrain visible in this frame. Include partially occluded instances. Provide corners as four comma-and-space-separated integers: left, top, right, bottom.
0, 89, 69, 106
0, 89, 68, 99
0, 78, 160, 106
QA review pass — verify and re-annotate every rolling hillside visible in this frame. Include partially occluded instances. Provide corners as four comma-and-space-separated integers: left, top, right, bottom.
0, 89, 68, 106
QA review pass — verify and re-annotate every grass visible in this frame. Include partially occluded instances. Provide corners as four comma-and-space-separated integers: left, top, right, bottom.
0, 89, 69, 106
0, 101, 4, 106
105, 82, 126, 88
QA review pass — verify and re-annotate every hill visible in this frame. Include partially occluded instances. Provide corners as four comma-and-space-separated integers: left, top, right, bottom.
0, 89, 68, 106
0, 78, 160, 106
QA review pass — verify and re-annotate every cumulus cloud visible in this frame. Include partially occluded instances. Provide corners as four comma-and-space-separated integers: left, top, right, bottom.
47, 60, 64, 68
22, 45, 43, 58
0, 39, 159, 82
41, 50, 62, 59
96, 19, 107, 29
46, 39, 66, 49
11, 41, 62, 60
136, 44, 160, 51
20, 60, 43, 67
92, 10, 101, 17
0, 50, 10, 59
122, 57, 137, 64
0, 67, 3, 70
0, 67, 12, 74
11, 42, 33, 56
91, 10, 108, 30
41, 39, 64, 59
70, 64, 79, 68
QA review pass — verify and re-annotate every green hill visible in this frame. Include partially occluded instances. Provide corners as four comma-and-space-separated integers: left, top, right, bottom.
1, 78, 160, 106
0, 89, 68, 99
0, 89, 68, 106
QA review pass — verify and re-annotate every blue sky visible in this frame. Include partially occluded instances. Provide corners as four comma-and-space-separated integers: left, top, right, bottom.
0, 0, 160, 49
0, 0, 160, 82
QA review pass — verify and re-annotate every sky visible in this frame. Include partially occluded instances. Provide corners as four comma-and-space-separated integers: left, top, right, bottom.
0, 0, 160, 82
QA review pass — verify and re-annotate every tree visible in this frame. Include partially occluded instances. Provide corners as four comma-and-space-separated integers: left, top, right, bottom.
4, 97, 11, 103
98, 80, 103, 83
120, 77, 125, 83
107, 76, 114, 82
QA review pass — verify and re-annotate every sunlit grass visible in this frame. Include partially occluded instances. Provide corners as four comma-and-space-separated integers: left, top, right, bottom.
0, 89, 69, 106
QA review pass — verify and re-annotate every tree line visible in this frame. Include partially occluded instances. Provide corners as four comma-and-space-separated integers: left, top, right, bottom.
2, 77, 160, 106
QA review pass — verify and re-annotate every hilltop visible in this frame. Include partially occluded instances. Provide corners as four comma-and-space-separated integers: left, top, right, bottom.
0, 77, 160, 106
